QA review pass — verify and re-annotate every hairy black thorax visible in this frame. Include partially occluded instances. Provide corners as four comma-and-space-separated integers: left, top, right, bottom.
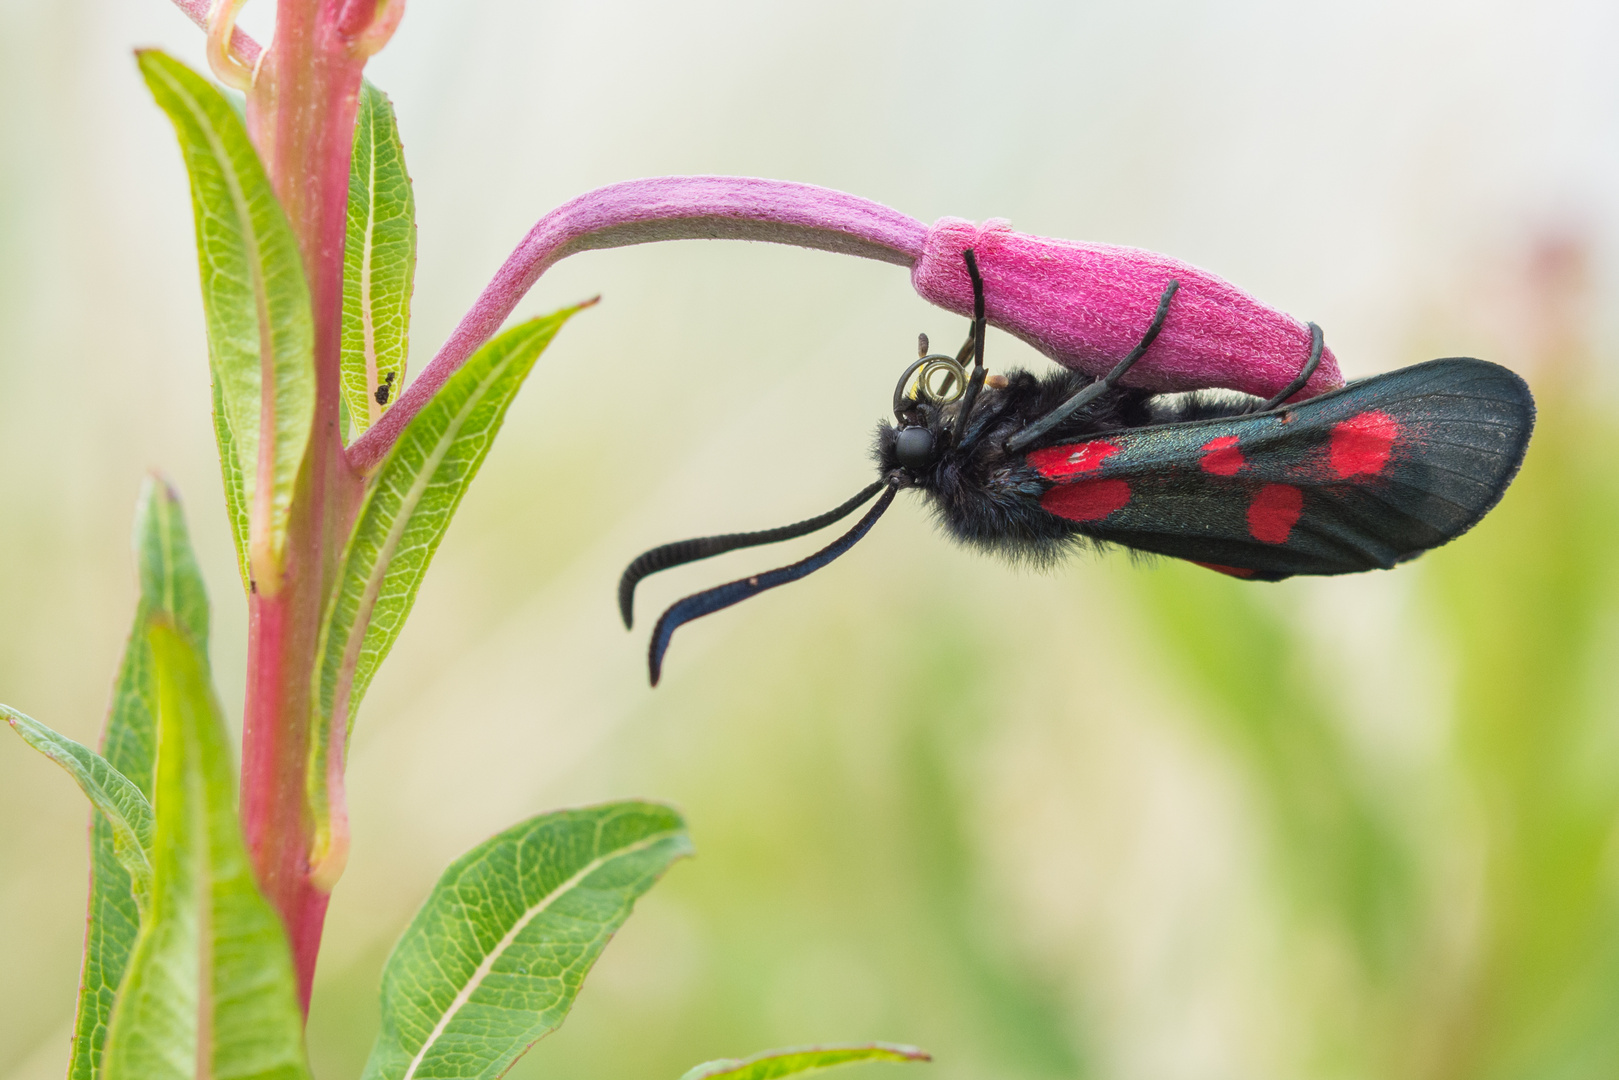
874, 367, 1258, 563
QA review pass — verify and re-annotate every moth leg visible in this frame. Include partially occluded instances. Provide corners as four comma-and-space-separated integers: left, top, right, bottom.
952, 250, 986, 363
1005, 278, 1180, 453
1250, 322, 1324, 412
953, 328, 974, 365
950, 248, 992, 448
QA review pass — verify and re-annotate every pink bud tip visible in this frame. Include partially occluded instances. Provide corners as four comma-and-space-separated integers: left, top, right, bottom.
912, 218, 1343, 400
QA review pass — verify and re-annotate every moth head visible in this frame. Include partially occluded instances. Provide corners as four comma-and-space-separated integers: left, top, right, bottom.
893, 424, 937, 470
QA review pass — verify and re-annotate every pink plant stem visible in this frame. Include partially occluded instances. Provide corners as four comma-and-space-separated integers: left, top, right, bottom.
346, 176, 928, 471
239, 596, 328, 1007
238, 0, 369, 1011
168, 0, 264, 64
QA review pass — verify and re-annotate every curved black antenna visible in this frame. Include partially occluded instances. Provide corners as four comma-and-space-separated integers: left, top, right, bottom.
1249, 322, 1324, 412
950, 249, 990, 448
647, 481, 900, 685
893, 355, 967, 418
1004, 279, 1180, 455
892, 355, 932, 417
619, 480, 885, 629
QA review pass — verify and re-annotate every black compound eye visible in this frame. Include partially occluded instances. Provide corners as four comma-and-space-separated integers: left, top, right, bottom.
894, 425, 936, 470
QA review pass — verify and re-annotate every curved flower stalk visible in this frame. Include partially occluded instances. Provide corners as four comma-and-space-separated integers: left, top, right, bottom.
173, 0, 263, 66
351, 176, 1341, 470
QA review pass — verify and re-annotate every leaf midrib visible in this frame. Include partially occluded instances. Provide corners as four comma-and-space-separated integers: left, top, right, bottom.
400, 829, 681, 1080
360, 100, 383, 429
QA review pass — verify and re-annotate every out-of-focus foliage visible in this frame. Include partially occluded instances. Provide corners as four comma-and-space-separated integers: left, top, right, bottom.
1132, 320, 1619, 1076
680, 1043, 931, 1080
1417, 253, 1619, 1079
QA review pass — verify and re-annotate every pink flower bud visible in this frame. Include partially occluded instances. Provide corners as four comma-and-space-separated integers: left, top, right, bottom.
912, 217, 1342, 400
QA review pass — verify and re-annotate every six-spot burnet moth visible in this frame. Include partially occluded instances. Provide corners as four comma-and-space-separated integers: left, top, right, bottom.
620, 250, 1536, 685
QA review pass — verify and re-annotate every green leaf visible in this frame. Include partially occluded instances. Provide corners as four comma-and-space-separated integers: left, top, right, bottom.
342, 80, 417, 437
133, 475, 212, 653
66, 478, 213, 1080
101, 620, 311, 1080
307, 305, 587, 880
138, 49, 315, 591
680, 1045, 932, 1080
213, 367, 253, 592
3, 709, 155, 911
0, 477, 210, 1080
362, 802, 693, 1080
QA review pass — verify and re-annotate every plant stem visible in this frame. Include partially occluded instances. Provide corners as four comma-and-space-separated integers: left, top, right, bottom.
239, 0, 368, 1010
168, 0, 263, 64
347, 176, 927, 471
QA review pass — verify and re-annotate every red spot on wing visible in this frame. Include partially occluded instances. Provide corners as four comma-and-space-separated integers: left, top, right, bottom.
1330, 410, 1398, 478
1041, 478, 1132, 522
1028, 440, 1122, 480
1199, 435, 1245, 476
1193, 561, 1256, 578
1248, 484, 1303, 544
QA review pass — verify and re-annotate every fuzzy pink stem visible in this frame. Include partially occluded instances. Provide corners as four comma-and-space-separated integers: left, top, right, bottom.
346, 176, 927, 471
169, 0, 264, 64
349, 177, 1343, 472
236, 0, 370, 1012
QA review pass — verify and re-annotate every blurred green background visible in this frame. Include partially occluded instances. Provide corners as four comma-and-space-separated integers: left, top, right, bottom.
3, 2, 1617, 1078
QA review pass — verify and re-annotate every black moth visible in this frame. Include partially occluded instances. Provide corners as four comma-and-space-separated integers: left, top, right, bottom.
621, 250, 1536, 685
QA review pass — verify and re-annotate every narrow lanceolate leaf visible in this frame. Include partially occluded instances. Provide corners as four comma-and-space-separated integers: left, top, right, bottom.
4, 477, 211, 1080
362, 803, 693, 1080
3, 709, 155, 911
342, 80, 417, 437
307, 305, 588, 883
681, 1045, 933, 1080
133, 475, 212, 652
101, 620, 311, 1080
138, 49, 315, 593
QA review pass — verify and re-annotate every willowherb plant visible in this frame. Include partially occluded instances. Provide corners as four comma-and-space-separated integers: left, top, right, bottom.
2, 1, 1361, 1077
